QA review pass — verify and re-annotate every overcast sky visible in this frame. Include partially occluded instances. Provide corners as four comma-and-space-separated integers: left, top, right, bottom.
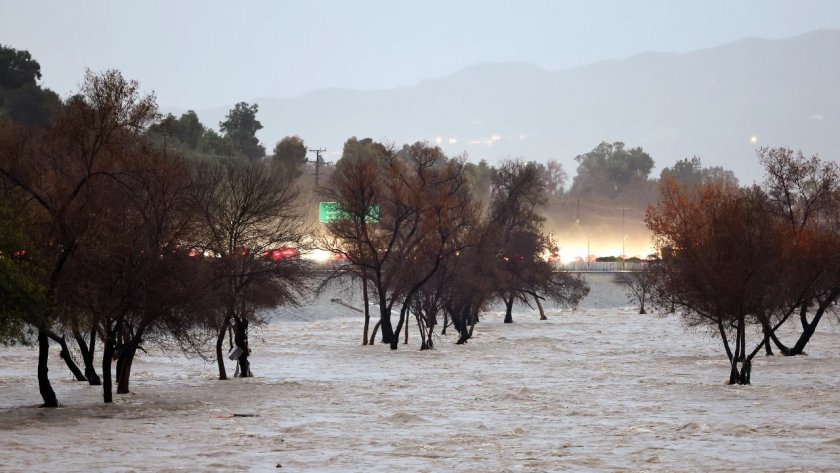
3, 0, 840, 110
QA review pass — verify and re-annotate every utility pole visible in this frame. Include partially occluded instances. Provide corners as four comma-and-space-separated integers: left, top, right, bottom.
307, 148, 327, 186
619, 206, 629, 258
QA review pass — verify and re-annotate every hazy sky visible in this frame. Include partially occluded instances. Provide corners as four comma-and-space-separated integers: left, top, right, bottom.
3, 0, 840, 110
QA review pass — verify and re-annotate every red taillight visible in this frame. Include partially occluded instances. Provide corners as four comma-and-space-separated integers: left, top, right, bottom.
269, 248, 298, 260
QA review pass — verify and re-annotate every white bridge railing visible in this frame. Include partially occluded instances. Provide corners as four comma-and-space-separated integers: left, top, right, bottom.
559, 261, 646, 272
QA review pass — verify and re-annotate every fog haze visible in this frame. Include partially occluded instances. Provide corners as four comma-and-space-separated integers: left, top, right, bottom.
4, 0, 840, 182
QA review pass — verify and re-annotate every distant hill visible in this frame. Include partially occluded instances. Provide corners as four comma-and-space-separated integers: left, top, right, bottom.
195, 29, 840, 183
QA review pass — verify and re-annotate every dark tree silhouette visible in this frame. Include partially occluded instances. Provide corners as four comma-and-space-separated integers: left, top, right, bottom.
189, 158, 312, 378
220, 102, 265, 161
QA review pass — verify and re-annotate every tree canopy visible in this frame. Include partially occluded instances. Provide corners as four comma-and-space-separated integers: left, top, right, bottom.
571, 141, 654, 198
0, 45, 41, 89
272, 135, 307, 179
660, 156, 738, 188
0, 45, 59, 128
220, 101, 265, 160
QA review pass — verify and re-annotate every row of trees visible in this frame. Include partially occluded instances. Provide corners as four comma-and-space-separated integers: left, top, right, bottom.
1, 46, 588, 408
0, 67, 313, 407
320, 138, 589, 349
9, 39, 823, 414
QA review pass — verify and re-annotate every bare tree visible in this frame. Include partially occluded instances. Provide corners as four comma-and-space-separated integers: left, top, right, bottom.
189, 158, 312, 379
318, 138, 387, 344
322, 140, 477, 349
757, 147, 840, 356
614, 262, 656, 314
485, 160, 589, 323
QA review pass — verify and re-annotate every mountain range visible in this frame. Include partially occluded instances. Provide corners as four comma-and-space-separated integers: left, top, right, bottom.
194, 29, 840, 183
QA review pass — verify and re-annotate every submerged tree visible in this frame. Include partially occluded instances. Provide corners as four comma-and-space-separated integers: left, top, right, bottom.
438, 226, 497, 344
318, 137, 387, 345
756, 147, 840, 356
0, 69, 158, 405
487, 160, 588, 323
322, 140, 478, 349
646, 176, 801, 384
189, 158, 312, 378
614, 261, 656, 314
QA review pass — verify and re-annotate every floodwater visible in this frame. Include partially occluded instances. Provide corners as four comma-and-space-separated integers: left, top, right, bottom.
1, 274, 839, 472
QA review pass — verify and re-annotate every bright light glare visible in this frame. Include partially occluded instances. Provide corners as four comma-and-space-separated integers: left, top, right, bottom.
304, 249, 333, 262
750, 135, 758, 144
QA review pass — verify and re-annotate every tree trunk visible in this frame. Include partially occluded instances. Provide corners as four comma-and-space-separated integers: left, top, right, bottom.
503, 294, 514, 324
760, 322, 774, 356
785, 320, 820, 356
533, 294, 547, 321
37, 330, 58, 408
739, 359, 752, 385
424, 309, 435, 350
369, 320, 381, 345
785, 294, 835, 356
441, 312, 448, 336
390, 306, 408, 350
717, 319, 733, 362
759, 319, 775, 356
116, 342, 138, 394
403, 310, 409, 345
216, 317, 229, 380
379, 296, 395, 344
362, 272, 370, 345
234, 317, 251, 377
417, 314, 429, 350
763, 337, 773, 356
48, 331, 86, 382
728, 317, 749, 385
73, 327, 101, 385
453, 309, 468, 344
728, 355, 740, 385
102, 334, 114, 403
638, 288, 648, 314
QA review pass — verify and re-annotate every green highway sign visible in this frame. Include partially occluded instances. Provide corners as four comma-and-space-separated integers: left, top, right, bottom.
319, 202, 380, 223
319, 202, 344, 223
